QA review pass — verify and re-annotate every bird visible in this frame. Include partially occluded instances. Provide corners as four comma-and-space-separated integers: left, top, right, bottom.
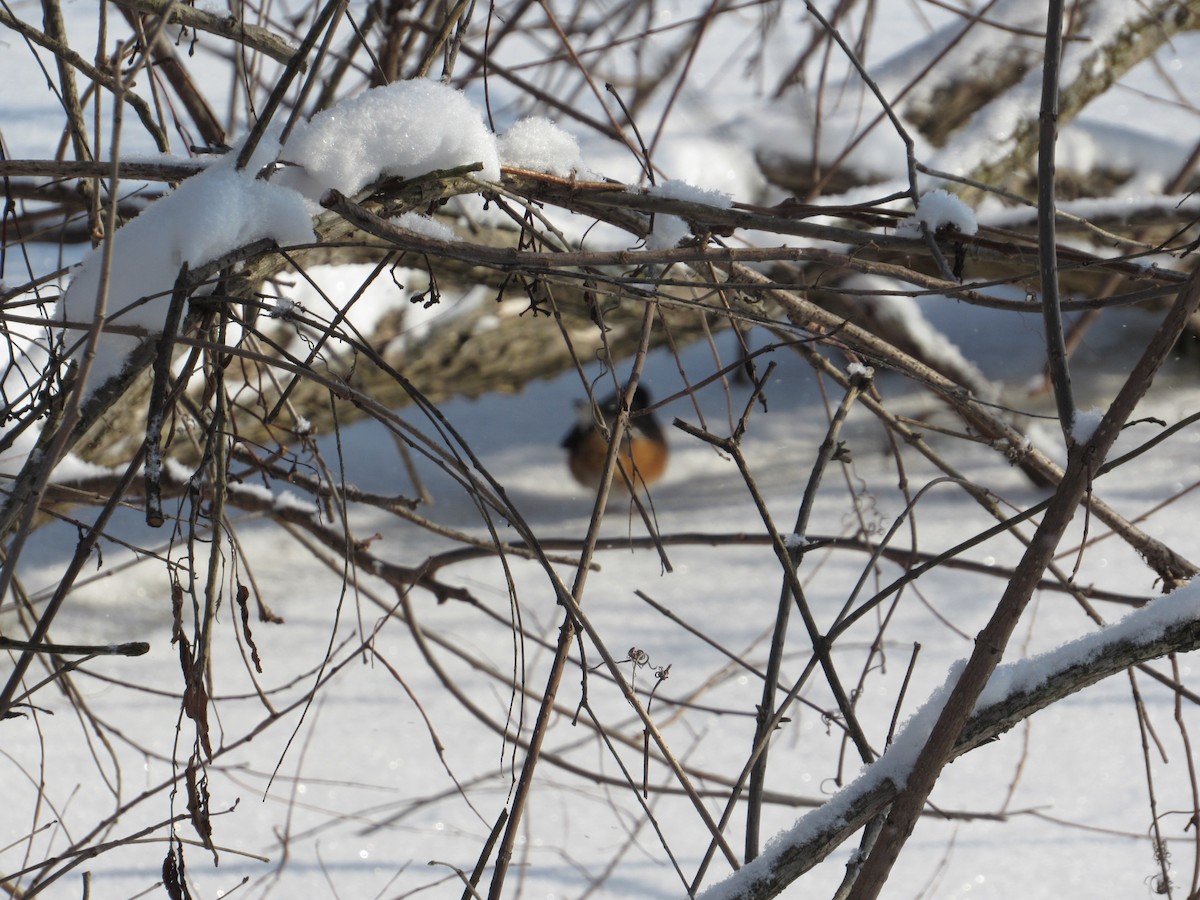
561, 385, 668, 492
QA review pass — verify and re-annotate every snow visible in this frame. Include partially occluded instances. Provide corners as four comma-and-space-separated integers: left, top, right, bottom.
979, 583, 1200, 709
845, 274, 992, 398
647, 178, 733, 210
391, 211, 461, 242
46, 452, 116, 484
266, 297, 301, 319
227, 480, 276, 505
978, 189, 1200, 231
272, 489, 318, 514
498, 116, 583, 177
0, 303, 54, 472
752, 89, 924, 186
15, 316, 1194, 899
897, 189, 979, 237
701, 659, 970, 900
640, 177, 735, 247
925, 0, 1185, 182
880, 1, 1045, 126
645, 212, 692, 249
705, 582, 1200, 899
278, 79, 501, 197
59, 146, 315, 394
1071, 406, 1105, 445
4, 5, 1200, 900
163, 457, 196, 485
50, 79, 513, 406
267, 261, 487, 357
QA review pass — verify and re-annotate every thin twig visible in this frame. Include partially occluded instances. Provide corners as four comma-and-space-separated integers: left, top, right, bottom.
745, 364, 873, 860
1036, 0, 1075, 441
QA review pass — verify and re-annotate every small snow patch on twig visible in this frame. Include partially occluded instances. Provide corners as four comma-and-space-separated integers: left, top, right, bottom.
1071, 406, 1105, 445
498, 117, 584, 177
897, 189, 978, 237
646, 179, 733, 209
391, 211, 461, 242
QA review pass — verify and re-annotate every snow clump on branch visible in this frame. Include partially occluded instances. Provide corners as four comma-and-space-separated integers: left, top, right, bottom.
896, 188, 978, 237
498, 117, 584, 177
278, 79, 501, 198
57, 80, 515, 402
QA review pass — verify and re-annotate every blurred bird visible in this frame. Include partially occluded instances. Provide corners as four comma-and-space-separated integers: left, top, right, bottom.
561, 385, 668, 492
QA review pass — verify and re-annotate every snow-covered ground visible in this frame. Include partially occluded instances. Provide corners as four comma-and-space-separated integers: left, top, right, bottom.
3, 2, 1200, 898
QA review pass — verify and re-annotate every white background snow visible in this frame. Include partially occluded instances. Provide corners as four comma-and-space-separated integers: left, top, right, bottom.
2, 2, 1200, 899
